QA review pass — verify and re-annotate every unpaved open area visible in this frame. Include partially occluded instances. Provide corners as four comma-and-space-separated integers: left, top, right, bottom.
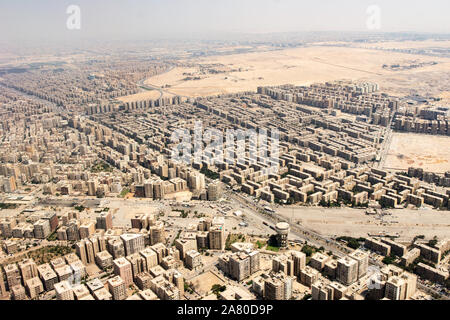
383, 132, 450, 173
190, 271, 225, 295
144, 42, 450, 98
354, 40, 450, 50
116, 89, 161, 103
276, 206, 450, 242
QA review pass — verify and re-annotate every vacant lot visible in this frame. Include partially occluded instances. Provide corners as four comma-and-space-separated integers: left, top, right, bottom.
384, 132, 450, 173
144, 42, 450, 98
190, 271, 225, 295
276, 206, 450, 242
116, 89, 161, 103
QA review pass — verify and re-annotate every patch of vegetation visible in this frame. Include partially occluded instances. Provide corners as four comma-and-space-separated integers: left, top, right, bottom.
319, 199, 341, 208
225, 233, 246, 250
280, 172, 289, 179
336, 236, 366, 249
29, 245, 74, 265
119, 188, 130, 198
173, 209, 189, 218
442, 249, 450, 259
90, 161, 113, 173
301, 244, 318, 257
412, 235, 425, 245
266, 245, 280, 252
0, 203, 18, 210
74, 205, 85, 212
193, 210, 205, 218
382, 253, 397, 265
266, 234, 281, 252
47, 232, 57, 241
172, 230, 182, 246
255, 240, 266, 249
427, 236, 438, 249
200, 166, 219, 180
211, 284, 226, 297
184, 281, 195, 294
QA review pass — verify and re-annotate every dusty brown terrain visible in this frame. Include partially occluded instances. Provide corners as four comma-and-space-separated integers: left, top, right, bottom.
384, 133, 450, 173
144, 42, 450, 98
276, 206, 450, 242
116, 90, 161, 103
355, 40, 450, 50
190, 271, 225, 294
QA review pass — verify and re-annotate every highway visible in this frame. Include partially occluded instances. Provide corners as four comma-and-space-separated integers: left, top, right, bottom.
134, 64, 192, 100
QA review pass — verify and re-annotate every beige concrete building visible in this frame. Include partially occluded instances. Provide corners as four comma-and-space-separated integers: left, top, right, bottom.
175, 237, 197, 260
385, 272, 417, 300
73, 284, 91, 300
263, 272, 293, 300
300, 266, 320, 288
0, 270, 6, 297
337, 256, 358, 285
4, 263, 22, 289
364, 237, 391, 256
93, 287, 113, 300
108, 275, 127, 300
185, 249, 202, 271
348, 249, 369, 279
113, 257, 133, 286
95, 250, 114, 269
96, 211, 113, 231
54, 281, 74, 300
208, 225, 225, 250
150, 221, 166, 245
11, 284, 27, 300
139, 247, 158, 270
139, 288, 158, 300
309, 252, 330, 271
55, 265, 73, 282
37, 263, 58, 291
121, 233, 145, 256
79, 221, 96, 239
135, 272, 153, 290
25, 277, 44, 299
18, 259, 38, 283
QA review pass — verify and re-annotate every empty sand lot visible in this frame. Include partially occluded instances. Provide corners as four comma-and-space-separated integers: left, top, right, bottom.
144, 42, 450, 98
116, 89, 162, 103
190, 271, 225, 295
355, 39, 450, 50
384, 132, 450, 173
276, 206, 450, 242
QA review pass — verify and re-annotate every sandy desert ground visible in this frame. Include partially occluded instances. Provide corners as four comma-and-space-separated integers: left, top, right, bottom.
144, 42, 450, 98
116, 89, 162, 103
190, 271, 225, 294
355, 40, 450, 50
383, 132, 450, 173
276, 206, 450, 242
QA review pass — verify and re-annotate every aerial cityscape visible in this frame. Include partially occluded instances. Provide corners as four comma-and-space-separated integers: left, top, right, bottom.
0, 0, 449, 306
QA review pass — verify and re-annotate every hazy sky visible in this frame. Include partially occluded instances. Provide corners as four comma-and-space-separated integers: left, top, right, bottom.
1, 0, 449, 44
